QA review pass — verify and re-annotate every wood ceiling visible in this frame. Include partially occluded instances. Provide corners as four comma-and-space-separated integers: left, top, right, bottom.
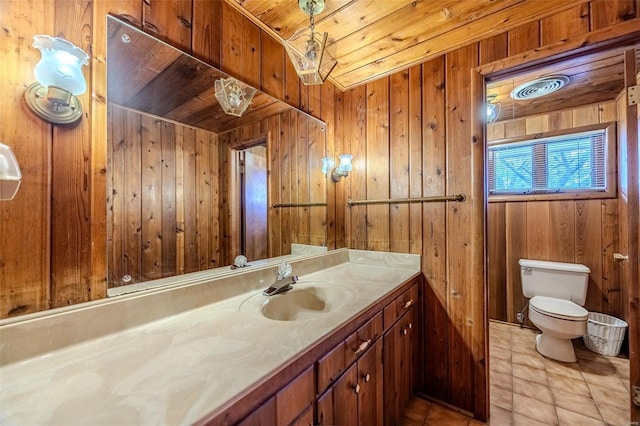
226, 0, 592, 91
487, 45, 640, 122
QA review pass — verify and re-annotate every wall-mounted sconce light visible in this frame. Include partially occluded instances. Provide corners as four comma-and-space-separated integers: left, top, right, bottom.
214, 77, 257, 117
331, 154, 352, 182
0, 143, 22, 201
24, 35, 89, 125
486, 93, 501, 123
321, 156, 334, 175
284, 0, 337, 85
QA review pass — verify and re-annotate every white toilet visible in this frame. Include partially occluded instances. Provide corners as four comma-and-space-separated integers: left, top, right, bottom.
519, 259, 590, 363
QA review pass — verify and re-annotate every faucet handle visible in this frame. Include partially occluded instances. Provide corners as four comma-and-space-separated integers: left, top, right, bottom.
277, 262, 292, 279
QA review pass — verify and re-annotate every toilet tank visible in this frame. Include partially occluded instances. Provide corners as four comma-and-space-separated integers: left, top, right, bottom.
519, 259, 590, 305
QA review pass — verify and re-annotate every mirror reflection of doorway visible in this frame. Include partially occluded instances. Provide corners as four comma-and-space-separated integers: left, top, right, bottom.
238, 144, 267, 260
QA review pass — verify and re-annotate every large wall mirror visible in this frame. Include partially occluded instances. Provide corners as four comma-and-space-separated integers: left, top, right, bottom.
106, 16, 328, 290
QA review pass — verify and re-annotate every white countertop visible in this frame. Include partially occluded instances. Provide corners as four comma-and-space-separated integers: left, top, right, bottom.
0, 250, 419, 425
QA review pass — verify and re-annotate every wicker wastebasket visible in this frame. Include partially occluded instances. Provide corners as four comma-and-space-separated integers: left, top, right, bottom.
583, 312, 628, 356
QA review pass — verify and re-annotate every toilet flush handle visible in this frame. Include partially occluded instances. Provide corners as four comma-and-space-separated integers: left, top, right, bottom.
522, 267, 532, 272
613, 253, 628, 262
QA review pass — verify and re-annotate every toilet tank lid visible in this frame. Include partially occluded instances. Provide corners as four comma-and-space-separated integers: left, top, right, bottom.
518, 259, 590, 273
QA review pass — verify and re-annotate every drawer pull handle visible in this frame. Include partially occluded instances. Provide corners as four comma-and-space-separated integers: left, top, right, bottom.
402, 328, 408, 336
363, 373, 371, 382
354, 339, 371, 356
403, 299, 414, 309
353, 383, 360, 394
408, 323, 413, 329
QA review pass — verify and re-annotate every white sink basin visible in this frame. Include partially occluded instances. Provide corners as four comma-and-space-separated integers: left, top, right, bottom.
240, 284, 351, 321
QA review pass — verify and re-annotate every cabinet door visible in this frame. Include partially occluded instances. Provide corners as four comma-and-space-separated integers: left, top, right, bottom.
383, 307, 416, 425
384, 318, 404, 425
331, 363, 359, 425
357, 339, 383, 426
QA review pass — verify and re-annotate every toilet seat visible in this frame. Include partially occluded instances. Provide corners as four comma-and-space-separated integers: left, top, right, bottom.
530, 296, 588, 321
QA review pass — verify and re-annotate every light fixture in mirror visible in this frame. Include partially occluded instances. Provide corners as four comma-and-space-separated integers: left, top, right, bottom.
24, 35, 89, 125
486, 93, 500, 123
284, 0, 337, 85
321, 156, 333, 175
214, 77, 257, 117
331, 154, 352, 182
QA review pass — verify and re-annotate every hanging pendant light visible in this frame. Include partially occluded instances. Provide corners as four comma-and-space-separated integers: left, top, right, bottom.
284, 0, 337, 85
214, 77, 257, 117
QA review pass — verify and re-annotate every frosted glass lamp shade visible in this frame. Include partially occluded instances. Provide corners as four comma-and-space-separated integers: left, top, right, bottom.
321, 157, 333, 175
25, 35, 89, 124
214, 77, 257, 117
33, 35, 89, 95
284, 28, 337, 85
331, 154, 353, 182
337, 154, 353, 172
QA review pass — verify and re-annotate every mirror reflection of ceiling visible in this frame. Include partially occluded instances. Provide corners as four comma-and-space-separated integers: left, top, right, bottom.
486, 45, 640, 123
107, 16, 296, 135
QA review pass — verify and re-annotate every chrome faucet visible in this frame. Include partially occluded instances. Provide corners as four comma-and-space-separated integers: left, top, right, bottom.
263, 262, 298, 296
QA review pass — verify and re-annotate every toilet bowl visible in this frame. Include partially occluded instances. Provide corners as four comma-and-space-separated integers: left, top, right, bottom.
528, 296, 588, 362
519, 259, 590, 363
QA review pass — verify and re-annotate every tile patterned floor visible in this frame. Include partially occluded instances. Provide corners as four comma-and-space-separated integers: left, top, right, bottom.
400, 321, 631, 425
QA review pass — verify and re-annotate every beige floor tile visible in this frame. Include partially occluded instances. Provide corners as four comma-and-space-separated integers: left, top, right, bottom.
512, 377, 554, 404
491, 336, 512, 351
512, 363, 549, 386
490, 321, 513, 332
511, 340, 538, 356
544, 358, 583, 380
556, 407, 605, 426
423, 403, 472, 425
491, 384, 513, 411
490, 370, 512, 391
491, 346, 511, 362
512, 412, 555, 426
512, 351, 545, 370
582, 371, 627, 390
489, 405, 513, 426
589, 383, 630, 410
491, 357, 513, 375
510, 331, 536, 345
597, 402, 629, 426
578, 358, 617, 376
547, 372, 591, 397
402, 397, 431, 422
551, 388, 601, 420
512, 393, 558, 425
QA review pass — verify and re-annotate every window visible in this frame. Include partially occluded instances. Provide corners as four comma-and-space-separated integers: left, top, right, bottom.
488, 123, 615, 199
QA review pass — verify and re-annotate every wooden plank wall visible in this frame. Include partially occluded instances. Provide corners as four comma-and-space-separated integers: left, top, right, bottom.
107, 105, 220, 287
218, 110, 327, 265
487, 101, 623, 323
487, 101, 622, 324
335, 1, 639, 418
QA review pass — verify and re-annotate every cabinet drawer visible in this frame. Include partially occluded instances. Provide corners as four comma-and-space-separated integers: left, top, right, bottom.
383, 283, 418, 330
345, 311, 382, 366
317, 341, 346, 395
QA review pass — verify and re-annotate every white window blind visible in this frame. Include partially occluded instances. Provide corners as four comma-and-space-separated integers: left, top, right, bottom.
488, 129, 606, 195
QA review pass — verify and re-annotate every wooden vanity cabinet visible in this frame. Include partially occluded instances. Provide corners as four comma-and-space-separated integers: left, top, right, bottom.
208, 275, 421, 426
383, 284, 419, 425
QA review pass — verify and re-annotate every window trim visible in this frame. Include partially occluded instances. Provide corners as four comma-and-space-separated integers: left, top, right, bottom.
488, 122, 617, 203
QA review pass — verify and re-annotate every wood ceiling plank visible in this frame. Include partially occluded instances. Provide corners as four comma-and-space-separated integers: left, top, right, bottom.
332, 0, 468, 59
333, 0, 591, 89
